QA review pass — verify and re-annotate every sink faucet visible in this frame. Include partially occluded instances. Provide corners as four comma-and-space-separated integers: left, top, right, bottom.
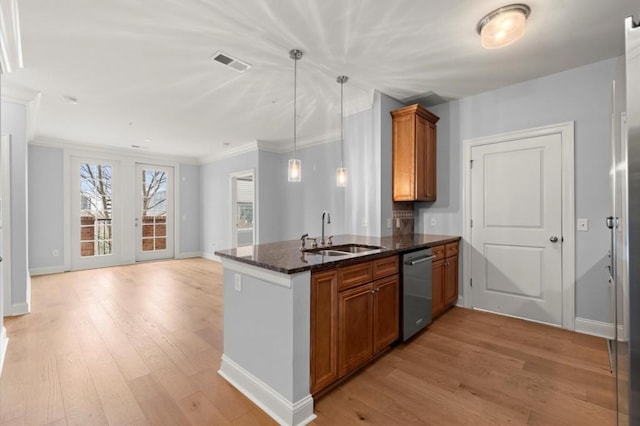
321, 211, 331, 246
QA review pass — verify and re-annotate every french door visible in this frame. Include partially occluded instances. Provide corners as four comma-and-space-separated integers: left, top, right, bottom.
71, 157, 121, 270
135, 164, 174, 261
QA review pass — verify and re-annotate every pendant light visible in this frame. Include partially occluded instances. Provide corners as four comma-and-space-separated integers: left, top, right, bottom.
336, 75, 348, 187
288, 49, 303, 182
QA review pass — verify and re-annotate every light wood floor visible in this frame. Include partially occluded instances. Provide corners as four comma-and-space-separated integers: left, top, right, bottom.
0, 258, 616, 425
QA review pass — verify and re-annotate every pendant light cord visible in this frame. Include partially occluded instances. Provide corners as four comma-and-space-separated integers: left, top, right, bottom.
293, 53, 298, 159
340, 79, 344, 168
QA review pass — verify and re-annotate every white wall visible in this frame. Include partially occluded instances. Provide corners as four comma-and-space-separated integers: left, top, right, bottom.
415, 56, 626, 324
0, 100, 29, 315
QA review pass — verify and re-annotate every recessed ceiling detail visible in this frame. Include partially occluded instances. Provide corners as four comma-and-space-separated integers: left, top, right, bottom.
212, 51, 252, 73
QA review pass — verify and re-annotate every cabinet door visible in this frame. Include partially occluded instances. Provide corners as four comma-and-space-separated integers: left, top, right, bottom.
338, 283, 373, 378
445, 254, 459, 306
392, 114, 416, 201
432, 258, 445, 317
415, 114, 430, 201
310, 270, 338, 394
373, 275, 399, 354
424, 120, 437, 201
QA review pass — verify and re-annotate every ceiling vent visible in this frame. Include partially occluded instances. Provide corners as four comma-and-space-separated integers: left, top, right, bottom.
212, 51, 252, 72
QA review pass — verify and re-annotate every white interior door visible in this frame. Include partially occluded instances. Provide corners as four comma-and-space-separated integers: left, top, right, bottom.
135, 164, 174, 261
470, 133, 563, 325
0, 135, 9, 317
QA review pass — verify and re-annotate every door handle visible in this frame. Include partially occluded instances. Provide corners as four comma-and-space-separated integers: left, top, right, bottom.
404, 255, 435, 266
549, 236, 559, 243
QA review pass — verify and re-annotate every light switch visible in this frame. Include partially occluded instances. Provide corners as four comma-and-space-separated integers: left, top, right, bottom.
234, 274, 242, 292
577, 218, 589, 231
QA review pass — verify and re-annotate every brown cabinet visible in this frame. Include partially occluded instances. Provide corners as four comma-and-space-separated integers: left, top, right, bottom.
372, 275, 400, 354
311, 255, 399, 394
310, 270, 338, 394
338, 282, 373, 377
391, 104, 440, 202
431, 241, 460, 318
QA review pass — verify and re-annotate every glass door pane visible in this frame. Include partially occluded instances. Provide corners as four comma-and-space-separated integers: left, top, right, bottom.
79, 163, 113, 257
136, 164, 174, 261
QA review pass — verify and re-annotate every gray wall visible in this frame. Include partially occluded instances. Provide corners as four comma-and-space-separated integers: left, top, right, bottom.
200, 150, 258, 255
415, 56, 626, 323
27, 146, 203, 269
256, 150, 282, 244
1, 100, 29, 312
28, 145, 64, 271
178, 163, 201, 255
279, 142, 346, 241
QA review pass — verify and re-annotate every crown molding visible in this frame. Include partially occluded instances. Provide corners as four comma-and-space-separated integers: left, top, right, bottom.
0, 0, 23, 75
200, 141, 259, 164
30, 136, 201, 165
0, 84, 40, 105
258, 130, 340, 154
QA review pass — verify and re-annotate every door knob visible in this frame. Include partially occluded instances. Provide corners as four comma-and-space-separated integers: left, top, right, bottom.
549, 236, 559, 243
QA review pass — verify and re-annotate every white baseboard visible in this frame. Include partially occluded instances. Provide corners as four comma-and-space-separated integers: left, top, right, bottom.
176, 251, 203, 259
29, 265, 66, 276
218, 354, 316, 426
0, 326, 8, 377
202, 252, 221, 262
7, 302, 30, 316
574, 317, 623, 340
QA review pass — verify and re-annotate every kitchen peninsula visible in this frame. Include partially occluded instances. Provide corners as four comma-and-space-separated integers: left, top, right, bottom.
215, 233, 460, 426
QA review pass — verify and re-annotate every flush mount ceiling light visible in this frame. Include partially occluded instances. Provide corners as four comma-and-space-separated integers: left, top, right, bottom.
288, 49, 303, 183
336, 75, 348, 187
477, 4, 531, 49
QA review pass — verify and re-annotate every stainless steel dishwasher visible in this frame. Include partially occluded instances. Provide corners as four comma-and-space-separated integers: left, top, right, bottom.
402, 248, 434, 341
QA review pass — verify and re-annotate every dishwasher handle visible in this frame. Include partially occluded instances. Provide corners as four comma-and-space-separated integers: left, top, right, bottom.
404, 255, 435, 266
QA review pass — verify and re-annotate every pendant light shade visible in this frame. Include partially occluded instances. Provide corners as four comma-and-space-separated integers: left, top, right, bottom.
477, 4, 530, 49
288, 49, 303, 182
336, 75, 348, 187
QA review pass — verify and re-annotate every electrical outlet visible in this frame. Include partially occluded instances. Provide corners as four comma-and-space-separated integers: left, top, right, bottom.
234, 274, 242, 292
430, 217, 437, 227
577, 218, 589, 231
52, 249, 59, 257
362, 218, 368, 228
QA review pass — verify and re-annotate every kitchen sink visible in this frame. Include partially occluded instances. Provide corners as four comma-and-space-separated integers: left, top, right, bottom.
330, 244, 384, 254
304, 244, 384, 257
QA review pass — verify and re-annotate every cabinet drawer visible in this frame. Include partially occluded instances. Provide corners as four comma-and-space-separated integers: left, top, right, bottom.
372, 256, 399, 280
338, 262, 373, 291
432, 245, 445, 261
445, 242, 459, 258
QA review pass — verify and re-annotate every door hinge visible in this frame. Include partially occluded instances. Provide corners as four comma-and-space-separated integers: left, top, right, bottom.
470, 219, 473, 228
470, 278, 473, 287
470, 159, 474, 169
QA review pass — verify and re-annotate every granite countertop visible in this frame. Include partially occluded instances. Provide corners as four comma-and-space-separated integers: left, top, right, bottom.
214, 234, 461, 274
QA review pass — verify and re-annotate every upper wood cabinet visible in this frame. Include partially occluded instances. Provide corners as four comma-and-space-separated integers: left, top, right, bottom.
391, 104, 440, 202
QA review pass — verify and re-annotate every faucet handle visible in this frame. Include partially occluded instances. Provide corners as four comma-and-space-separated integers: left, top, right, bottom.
300, 233, 309, 251
306, 237, 318, 248
327, 235, 334, 246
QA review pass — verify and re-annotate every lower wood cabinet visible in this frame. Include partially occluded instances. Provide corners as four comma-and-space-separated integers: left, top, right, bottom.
432, 241, 459, 318
311, 255, 399, 395
310, 270, 339, 394
338, 282, 373, 377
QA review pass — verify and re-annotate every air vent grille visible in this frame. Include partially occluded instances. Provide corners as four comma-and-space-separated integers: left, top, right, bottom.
212, 51, 251, 72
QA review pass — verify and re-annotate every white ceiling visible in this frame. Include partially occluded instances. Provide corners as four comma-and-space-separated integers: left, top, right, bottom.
2, 0, 638, 161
